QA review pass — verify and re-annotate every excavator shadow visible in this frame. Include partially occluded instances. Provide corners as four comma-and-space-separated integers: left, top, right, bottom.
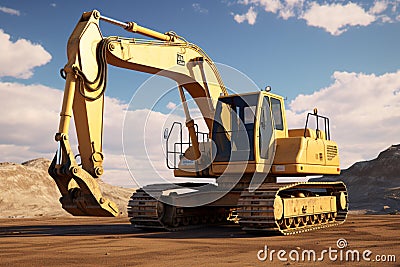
132, 225, 279, 239
0, 223, 136, 237
0, 223, 281, 239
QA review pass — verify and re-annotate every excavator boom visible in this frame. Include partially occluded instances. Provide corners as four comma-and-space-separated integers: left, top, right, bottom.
49, 10, 226, 216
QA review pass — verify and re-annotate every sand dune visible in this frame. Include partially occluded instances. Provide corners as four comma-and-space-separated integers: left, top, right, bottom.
0, 158, 134, 218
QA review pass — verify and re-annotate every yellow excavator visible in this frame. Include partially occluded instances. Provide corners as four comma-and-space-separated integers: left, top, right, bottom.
49, 10, 348, 235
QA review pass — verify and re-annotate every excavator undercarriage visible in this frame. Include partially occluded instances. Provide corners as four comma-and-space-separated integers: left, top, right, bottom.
128, 180, 347, 235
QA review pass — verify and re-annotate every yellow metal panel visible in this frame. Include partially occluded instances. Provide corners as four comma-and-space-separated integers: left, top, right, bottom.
271, 163, 340, 175
212, 162, 256, 174
306, 138, 325, 165
273, 137, 307, 164
283, 196, 337, 217
107, 39, 226, 132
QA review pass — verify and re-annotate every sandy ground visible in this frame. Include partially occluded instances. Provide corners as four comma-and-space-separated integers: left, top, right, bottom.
0, 215, 399, 266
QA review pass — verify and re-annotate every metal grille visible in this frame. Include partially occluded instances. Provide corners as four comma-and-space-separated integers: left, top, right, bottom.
327, 145, 338, 160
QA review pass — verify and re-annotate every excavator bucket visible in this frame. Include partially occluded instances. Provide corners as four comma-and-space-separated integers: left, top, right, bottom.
48, 135, 119, 217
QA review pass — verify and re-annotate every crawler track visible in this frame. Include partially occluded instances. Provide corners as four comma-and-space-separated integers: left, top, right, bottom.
128, 189, 164, 229
128, 185, 230, 231
237, 182, 348, 235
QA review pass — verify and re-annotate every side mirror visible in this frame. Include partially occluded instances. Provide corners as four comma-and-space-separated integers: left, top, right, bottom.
163, 128, 169, 139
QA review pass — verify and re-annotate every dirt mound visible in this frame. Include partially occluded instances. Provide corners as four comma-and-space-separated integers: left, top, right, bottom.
0, 158, 134, 218
311, 144, 400, 214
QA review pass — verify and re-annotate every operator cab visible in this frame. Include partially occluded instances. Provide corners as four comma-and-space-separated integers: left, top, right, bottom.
211, 91, 287, 175
169, 90, 339, 178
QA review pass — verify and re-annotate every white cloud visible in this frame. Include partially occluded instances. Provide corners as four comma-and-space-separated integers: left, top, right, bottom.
242, 0, 304, 19
192, 3, 208, 14
260, 0, 283, 13
234, 6, 258, 25
301, 2, 376, 35
286, 70, 400, 168
237, 0, 282, 13
0, 6, 20, 16
50, 3, 56, 8
233, 0, 400, 35
0, 82, 61, 152
166, 101, 177, 110
381, 15, 393, 22
369, 0, 388, 14
279, 0, 304, 19
0, 29, 52, 79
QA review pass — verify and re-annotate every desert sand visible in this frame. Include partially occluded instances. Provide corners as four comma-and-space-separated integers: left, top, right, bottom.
0, 215, 399, 266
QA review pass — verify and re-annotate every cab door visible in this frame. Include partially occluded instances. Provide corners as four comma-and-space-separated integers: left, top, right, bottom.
257, 96, 274, 165
258, 96, 273, 160
255, 94, 286, 172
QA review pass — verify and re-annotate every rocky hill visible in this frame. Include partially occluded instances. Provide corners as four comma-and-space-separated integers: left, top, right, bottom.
0, 158, 134, 218
311, 144, 400, 214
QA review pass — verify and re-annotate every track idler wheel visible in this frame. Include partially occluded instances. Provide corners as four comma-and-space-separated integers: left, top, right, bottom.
182, 216, 190, 226
192, 216, 200, 225
293, 217, 301, 227
157, 202, 165, 220
171, 217, 180, 227
284, 218, 293, 229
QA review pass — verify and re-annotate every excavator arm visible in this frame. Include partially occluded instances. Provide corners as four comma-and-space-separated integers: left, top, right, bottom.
48, 10, 226, 216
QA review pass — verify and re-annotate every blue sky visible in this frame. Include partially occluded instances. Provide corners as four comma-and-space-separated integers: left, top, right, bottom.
1, 0, 400, 186
1, 0, 399, 101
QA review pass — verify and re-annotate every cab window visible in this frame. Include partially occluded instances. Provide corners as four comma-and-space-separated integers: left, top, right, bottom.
271, 98, 283, 130
259, 96, 273, 159
212, 94, 258, 162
